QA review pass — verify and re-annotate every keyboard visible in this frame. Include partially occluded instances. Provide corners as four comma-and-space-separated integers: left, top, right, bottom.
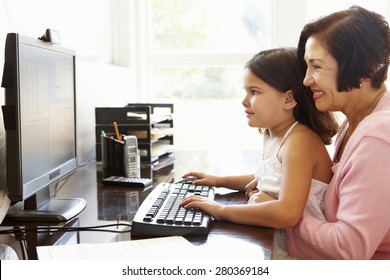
131, 182, 215, 237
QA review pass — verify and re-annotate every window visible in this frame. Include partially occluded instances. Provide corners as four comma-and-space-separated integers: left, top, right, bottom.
132, 0, 273, 157
142, 0, 272, 101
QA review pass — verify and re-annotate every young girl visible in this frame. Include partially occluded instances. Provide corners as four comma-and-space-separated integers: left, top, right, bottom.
180, 48, 338, 259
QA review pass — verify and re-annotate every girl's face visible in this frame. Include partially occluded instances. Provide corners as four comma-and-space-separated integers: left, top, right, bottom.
242, 69, 290, 129
303, 37, 346, 112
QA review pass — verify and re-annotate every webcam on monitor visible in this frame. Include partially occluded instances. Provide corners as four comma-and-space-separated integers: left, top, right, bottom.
38, 28, 60, 44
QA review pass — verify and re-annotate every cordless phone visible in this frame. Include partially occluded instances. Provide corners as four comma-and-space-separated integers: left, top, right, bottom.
123, 135, 140, 178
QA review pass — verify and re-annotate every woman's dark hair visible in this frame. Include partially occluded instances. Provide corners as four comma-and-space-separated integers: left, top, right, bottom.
246, 48, 338, 145
297, 5, 390, 91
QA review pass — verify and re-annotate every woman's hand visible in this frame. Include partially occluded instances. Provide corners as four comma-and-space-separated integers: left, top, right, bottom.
180, 195, 224, 220
247, 190, 276, 204
244, 178, 259, 198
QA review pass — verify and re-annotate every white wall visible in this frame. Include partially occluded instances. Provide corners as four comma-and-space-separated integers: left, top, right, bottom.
0, 0, 137, 164
75, 61, 135, 162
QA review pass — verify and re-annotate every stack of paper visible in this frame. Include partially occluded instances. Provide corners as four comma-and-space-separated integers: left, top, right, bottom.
0, 190, 11, 224
37, 235, 266, 260
37, 236, 201, 260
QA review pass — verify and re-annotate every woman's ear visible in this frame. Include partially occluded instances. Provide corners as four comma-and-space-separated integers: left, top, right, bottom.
283, 90, 297, 110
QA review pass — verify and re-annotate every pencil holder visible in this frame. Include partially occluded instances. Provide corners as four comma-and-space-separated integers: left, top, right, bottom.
101, 135, 126, 178
101, 134, 141, 179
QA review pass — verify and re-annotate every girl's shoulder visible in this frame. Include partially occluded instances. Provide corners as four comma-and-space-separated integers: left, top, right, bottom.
283, 123, 328, 154
291, 123, 324, 142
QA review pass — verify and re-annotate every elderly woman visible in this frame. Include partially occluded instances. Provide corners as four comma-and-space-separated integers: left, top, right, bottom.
286, 6, 390, 259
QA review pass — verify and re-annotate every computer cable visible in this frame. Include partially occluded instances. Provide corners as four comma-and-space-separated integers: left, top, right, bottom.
0, 222, 132, 235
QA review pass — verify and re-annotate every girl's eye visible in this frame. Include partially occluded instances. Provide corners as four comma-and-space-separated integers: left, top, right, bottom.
251, 90, 260, 95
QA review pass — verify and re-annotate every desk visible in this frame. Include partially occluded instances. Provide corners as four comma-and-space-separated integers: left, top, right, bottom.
9, 151, 273, 260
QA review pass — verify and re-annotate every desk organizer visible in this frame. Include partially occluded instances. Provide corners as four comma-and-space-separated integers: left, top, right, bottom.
95, 103, 174, 171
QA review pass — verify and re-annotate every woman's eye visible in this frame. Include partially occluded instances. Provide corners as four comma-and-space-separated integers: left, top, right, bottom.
251, 90, 260, 95
312, 64, 321, 70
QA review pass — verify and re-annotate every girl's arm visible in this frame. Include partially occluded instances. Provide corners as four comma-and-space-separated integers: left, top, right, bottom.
181, 130, 329, 228
181, 171, 254, 191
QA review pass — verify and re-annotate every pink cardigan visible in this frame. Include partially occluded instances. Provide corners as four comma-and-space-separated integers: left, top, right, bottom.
286, 92, 390, 259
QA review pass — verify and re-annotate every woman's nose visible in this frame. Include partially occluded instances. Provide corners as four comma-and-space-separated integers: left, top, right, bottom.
303, 71, 313, 87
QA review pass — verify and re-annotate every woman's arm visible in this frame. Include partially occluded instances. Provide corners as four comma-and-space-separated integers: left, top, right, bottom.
287, 137, 390, 259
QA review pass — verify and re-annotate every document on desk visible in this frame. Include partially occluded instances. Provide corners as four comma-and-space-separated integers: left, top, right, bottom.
37, 236, 201, 260
0, 189, 11, 224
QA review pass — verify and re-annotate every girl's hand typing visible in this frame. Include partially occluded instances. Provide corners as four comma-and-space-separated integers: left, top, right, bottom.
181, 171, 220, 186
180, 195, 225, 220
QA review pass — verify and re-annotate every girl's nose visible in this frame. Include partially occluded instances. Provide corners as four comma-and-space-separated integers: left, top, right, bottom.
242, 94, 249, 107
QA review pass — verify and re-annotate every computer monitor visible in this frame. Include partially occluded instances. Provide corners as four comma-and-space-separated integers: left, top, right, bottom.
1, 33, 86, 222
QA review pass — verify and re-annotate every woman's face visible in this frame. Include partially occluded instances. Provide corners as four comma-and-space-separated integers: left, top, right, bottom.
303, 37, 346, 112
242, 68, 289, 129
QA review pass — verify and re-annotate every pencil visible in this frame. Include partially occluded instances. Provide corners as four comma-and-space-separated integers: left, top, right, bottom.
113, 122, 121, 141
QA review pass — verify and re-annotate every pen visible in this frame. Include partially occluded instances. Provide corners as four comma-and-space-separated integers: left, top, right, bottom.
113, 122, 122, 141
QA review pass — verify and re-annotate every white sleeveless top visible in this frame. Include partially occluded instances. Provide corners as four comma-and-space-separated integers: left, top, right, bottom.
255, 121, 328, 214
254, 122, 327, 259
255, 121, 298, 197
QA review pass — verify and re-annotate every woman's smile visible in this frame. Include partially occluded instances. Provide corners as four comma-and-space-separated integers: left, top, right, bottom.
312, 89, 324, 100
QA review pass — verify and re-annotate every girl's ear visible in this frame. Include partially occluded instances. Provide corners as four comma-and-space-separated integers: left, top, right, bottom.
283, 90, 297, 110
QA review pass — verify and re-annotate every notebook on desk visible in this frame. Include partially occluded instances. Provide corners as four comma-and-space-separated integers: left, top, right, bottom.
0, 190, 11, 224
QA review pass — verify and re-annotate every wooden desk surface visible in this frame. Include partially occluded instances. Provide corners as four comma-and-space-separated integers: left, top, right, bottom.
13, 151, 273, 260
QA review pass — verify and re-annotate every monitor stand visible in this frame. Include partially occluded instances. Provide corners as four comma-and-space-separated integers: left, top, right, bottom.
4, 188, 86, 222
